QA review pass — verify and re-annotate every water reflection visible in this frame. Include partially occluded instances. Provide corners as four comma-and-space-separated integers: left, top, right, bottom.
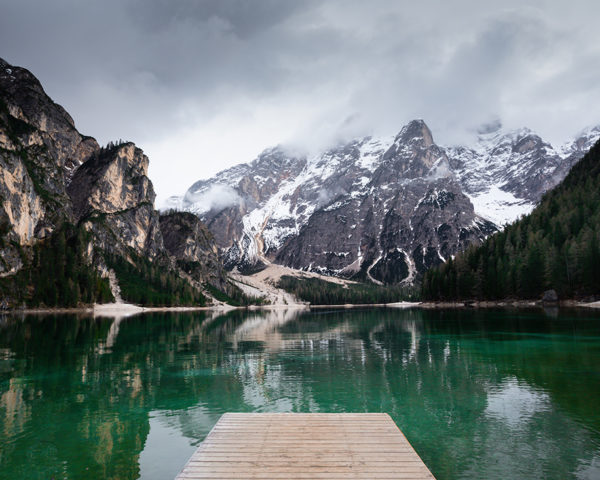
138, 413, 200, 480
485, 377, 550, 428
0, 308, 599, 479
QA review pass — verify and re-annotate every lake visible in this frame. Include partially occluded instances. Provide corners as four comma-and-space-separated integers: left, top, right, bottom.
1, 307, 599, 479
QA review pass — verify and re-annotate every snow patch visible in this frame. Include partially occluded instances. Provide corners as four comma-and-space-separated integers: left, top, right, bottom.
397, 248, 416, 285
467, 186, 533, 226
323, 200, 345, 212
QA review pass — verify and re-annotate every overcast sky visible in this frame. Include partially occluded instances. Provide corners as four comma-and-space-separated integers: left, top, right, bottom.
2, 0, 599, 205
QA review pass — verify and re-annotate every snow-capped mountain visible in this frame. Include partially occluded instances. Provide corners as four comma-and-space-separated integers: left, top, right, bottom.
447, 123, 600, 226
170, 120, 599, 284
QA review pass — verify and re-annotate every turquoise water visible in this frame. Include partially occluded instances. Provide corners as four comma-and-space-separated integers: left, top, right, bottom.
1, 308, 599, 479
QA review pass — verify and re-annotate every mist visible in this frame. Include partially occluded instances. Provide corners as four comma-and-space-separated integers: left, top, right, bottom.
183, 184, 242, 214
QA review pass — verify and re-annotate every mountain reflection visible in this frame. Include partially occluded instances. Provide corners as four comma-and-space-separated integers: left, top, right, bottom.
0, 308, 599, 480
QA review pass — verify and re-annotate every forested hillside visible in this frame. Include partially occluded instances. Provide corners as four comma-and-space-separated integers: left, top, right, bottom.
422, 140, 600, 301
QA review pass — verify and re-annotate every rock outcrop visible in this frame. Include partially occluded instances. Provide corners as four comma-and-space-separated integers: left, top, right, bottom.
159, 211, 229, 291
542, 289, 559, 304
68, 142, 164, 258
0, 58, 100, 276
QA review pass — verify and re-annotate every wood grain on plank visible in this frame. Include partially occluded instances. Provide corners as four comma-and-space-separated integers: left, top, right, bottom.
175, 413, 435, 480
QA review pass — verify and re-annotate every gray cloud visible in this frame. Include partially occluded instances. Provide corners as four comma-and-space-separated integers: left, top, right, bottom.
1, 0, 599, 203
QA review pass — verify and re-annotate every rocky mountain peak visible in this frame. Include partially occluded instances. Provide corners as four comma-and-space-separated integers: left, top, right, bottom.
0, 57, 99, 179
0, 58, 105, 276
246, 146, 307, 197
379, 120, 445, 179
69, 142, 154, 220
510, 131, 548, 155
253, 145, 301, 166
569, 125, 600, 153
177, 117, 496, 283
114, 142, 150, 176
395, 119, 434, 147
0, 56, 238, 307
445, 123, 600, 226
0, 57, 76, 132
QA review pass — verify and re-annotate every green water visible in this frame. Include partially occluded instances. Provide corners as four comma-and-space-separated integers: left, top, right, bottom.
1, 308, 599, 479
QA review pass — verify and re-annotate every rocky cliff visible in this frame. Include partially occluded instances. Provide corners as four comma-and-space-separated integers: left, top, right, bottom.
0, 57, 98, 276
68, 142, 165, 259
0, 57, 224, 307
159, 211, 230, 291
174, 121, 496, 282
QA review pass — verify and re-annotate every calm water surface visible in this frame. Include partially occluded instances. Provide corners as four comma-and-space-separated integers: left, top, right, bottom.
1, 308, 599, 479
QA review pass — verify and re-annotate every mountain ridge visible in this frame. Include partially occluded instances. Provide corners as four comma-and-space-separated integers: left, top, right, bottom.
171, 119, 599, 284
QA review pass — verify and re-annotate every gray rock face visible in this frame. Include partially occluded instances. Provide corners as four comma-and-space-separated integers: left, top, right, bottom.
275, 123, 496, 283
159, 211, 229, 291
70, 143, 154, 218
68, 142, 165, 258
176, 119, 598, 284
184, 147, 307, 253
0, 57, 98, 177
449, 130, 561, 201
378, 120, 442, 180
0, 57, 98, 274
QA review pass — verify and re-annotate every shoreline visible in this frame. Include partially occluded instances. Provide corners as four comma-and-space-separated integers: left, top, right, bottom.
3, 299, 599, 316
418, 299, 600, 309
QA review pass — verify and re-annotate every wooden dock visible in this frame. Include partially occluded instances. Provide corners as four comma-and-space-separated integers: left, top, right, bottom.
175, 413, 435, 479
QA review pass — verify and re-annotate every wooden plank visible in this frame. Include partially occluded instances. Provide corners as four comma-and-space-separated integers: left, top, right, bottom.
175, 413, 435, 480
